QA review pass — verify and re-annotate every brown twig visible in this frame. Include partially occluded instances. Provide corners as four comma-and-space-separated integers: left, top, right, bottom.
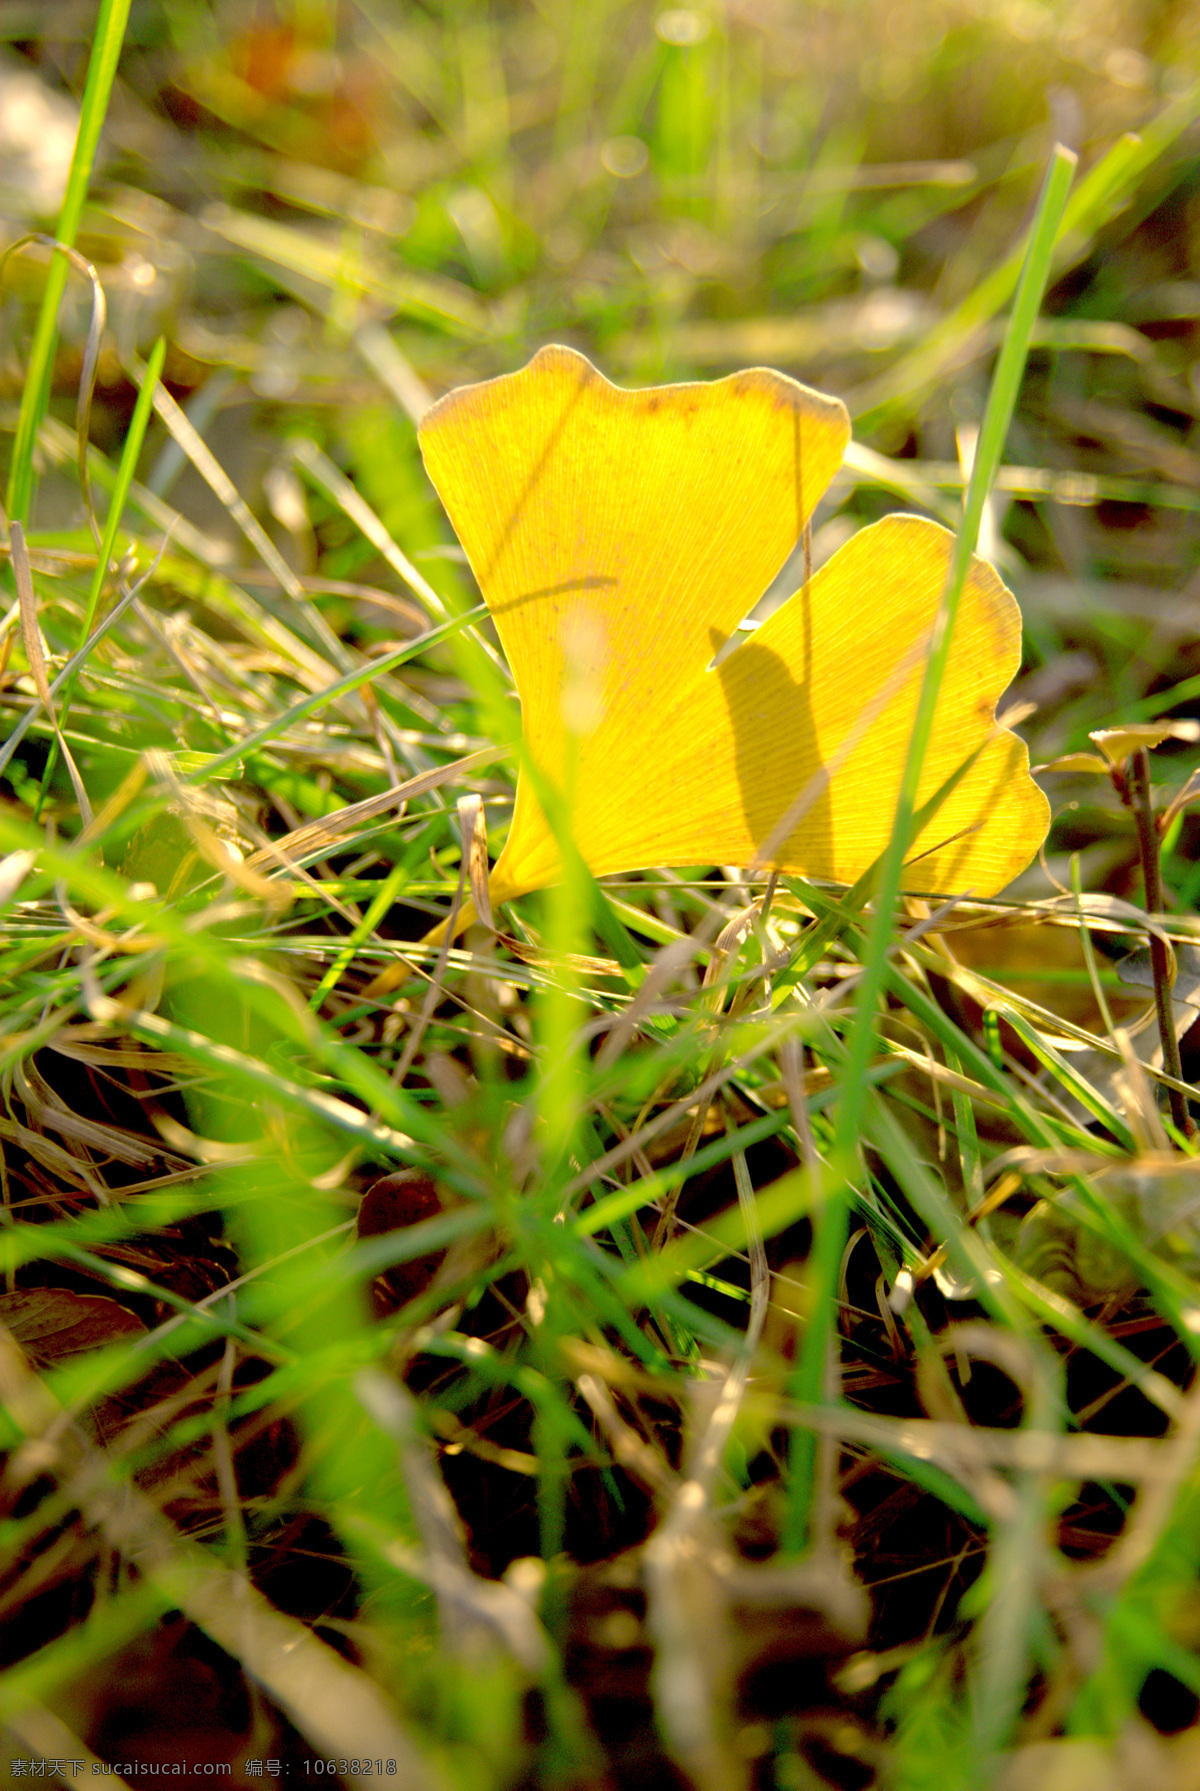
1128, 747, 1195, 1140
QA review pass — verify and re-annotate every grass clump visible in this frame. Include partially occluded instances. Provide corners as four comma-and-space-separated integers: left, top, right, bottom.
4, 4, 1200, 1788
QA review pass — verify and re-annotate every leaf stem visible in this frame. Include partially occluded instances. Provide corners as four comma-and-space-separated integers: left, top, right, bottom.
1129, 746, 1195, 1139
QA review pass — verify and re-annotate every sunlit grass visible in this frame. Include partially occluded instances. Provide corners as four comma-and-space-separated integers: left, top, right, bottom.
3, 3, 1200, 1787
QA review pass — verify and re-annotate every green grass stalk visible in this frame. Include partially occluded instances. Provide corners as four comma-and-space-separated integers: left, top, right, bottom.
32, 337, 166, 818
783, 146, 1076, 1551
5, 0, 133, 526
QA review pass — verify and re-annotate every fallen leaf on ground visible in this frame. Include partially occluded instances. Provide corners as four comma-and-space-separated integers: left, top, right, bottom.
413, 346, 1049, 935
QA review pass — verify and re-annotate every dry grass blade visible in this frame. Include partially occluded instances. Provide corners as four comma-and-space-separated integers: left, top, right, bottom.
0, 549, 162, 786
458, 791, 495, 932
644, 1139, 771, 1791
354, 321, 434, 425
573, 1370, 673, 1496
242, 755, 503, 872
388, 852, 471, 1085
566, 1022, 787, 1202
10, 520, 92, 825
643, 1417, 746, 1791
354, 1369, 550, 1672
0, 1324, 449, 1788
288, 435, 450, 622
0, 849, 36, 904
651, 903, 765, 1247
1112, 1026, 1172, 1153
135, 360, 311, 608
81, 973, 416, 1154
786, 1402, 1189, 1489
3, 1703, 117, 1779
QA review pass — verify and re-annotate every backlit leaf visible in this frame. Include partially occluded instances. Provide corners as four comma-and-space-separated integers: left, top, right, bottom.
1089, 721, 1200, 765
419, 345, 1048, 920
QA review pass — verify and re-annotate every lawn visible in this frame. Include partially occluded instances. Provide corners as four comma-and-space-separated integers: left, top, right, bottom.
3, 3, 1200, 1788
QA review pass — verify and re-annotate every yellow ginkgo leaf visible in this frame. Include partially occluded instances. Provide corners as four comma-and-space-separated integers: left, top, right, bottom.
1089, 721, 1200, 766
1037, 752, 1113, 775
417, 345, 1048, 933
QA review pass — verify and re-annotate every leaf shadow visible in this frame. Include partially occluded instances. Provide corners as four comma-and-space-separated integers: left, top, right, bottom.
709, 577, 832, 878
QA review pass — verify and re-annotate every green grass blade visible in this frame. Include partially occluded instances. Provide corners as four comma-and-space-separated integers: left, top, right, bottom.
79, 337, 166, 645
780, 147, 1076, 1550
5, 0, 133, 525
836, 143, 1077, 1164
853, 87, 1200, 431
188, 606, 496, 783
32, 336, 166, 818
1001, 1008, 1136, 1151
